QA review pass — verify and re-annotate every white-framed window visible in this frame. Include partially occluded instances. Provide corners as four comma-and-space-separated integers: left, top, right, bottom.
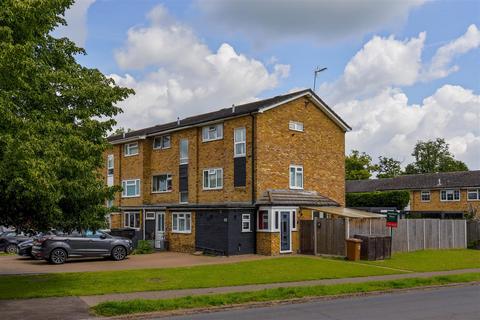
440, 189, 460, 201
179, 138, 189, 164
145, 212, 155, 220
257, 210, 269, 231
179, 191, 188, 204
289, 165, 304, 189
172, 212, 191, 233
289, 121, 304, 132
124, 212, 140, 229
153, 135, 171, 150
234, 127, 246, 157
202, 123, 223, 142
467, 189, 480, 201
421, 190, 431, 202
152, 174, 172, 193
122, 179, 140, 197
107, 154, 114, 176
124, 142, 139, 156
203, 168, 223, 190
241, 214, 251, 232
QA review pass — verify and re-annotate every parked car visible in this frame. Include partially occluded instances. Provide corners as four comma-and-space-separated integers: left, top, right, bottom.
0, 231, 36, 254
32, 230, 133, 264
18, 231, 65, 258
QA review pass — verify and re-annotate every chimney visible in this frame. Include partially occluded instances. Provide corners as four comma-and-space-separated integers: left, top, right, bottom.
437, 178, 442, 186
177, 117, 180, 125
232, 104, 236, 113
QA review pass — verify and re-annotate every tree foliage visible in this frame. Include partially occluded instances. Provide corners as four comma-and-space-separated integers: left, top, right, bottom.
0, 0, 133, 231
376, 156, 402, 178
345, 150, 378, 180
346, 191, 410, 210
404, 138, 468, 174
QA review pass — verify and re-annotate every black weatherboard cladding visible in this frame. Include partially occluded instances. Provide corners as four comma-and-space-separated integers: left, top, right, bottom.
195, 209, 255, 255
234, 157, 247, 187
179, 164, 188, 191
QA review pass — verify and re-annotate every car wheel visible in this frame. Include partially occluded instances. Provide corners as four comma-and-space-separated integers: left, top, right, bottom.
5, 244, 17, 254
111, 246, 127, 261
49, 248, 67, 264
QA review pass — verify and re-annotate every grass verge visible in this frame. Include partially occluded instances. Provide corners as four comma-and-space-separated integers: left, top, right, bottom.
92, 273, 480, 317
0, 256, 399, 300
361, 249, 480, 272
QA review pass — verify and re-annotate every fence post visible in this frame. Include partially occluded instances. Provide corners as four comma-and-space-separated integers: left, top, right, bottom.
438, 219, 441, 249
423, 219, 426, 250
452, 219, 455, 248
464, 220, 467, 248
369, 219, 372, 235
406, 219, 410, 252
313, 217, 318, 255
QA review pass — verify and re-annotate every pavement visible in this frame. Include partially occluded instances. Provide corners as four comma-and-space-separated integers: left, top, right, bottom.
0, 252, 268, 275
164, 284, 480, 320
1, 268, 479, 320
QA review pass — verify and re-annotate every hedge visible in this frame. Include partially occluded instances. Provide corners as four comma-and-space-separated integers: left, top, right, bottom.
346, 190, 410, 210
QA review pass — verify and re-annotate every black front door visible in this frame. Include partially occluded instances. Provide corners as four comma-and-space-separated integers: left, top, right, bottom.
280, 211, 291, 252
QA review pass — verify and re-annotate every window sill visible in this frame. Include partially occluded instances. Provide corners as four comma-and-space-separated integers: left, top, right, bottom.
123, 153, 139, 157
121, 195, 141, 198
171, 231, 192, 234
241, 230, 252, 233
151, 191, 173, 194
467, 199, 480, 202
289, 187, 304, 190
234, 154, 246, 158
440, 200, 461, 202
203, 188, 223, 191
202, 137, 223, 143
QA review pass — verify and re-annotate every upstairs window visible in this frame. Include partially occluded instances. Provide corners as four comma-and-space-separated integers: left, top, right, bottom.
440, 189, 460, 201
421, 191, 431, 202
107, 154, 114, 176
179, 138, 189, 164
203, 168, 223, 190
202, 123, 223, 142
153, 135, 171, 150
467, 189, 480, 201
152, 174, 172, 193
124, 142, 139, 156
289, 121, 304, 132
289, 165, 304, 189
122, 179, 140, 197
234, 127, 246, 157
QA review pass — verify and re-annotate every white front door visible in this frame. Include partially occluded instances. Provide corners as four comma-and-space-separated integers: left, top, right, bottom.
155, 212, 165, 249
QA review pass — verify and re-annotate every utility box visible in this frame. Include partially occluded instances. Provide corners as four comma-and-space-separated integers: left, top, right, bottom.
354, 235, 392, 260
346, 238, 362, 261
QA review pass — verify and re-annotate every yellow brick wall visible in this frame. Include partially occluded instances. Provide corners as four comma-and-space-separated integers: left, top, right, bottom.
411, 189, 480, 214
255, 97, 346, 205
165, 210, 196, 253
256, 232, 280, 255
110, 213, 123, 229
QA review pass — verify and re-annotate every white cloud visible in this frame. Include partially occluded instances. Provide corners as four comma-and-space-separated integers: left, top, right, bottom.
335, 85, 480, 170
422, 24, 480, 81
53, 0, 96, 47
197, 0, 425, 43
110, 5, 289, 129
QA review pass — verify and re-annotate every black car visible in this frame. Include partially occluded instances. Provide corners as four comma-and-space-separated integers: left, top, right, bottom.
0, 231, 36, 254
32, 230, 133, 264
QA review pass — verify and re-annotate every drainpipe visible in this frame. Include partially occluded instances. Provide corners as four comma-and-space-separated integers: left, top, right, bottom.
251, 113, 257, 254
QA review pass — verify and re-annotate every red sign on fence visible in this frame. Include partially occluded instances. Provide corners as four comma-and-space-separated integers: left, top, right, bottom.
386, 212, 398, 228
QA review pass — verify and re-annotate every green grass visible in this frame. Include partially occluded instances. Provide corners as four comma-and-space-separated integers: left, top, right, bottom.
0, 256, 399, 300
361, 249, 480, 272
92, 273, 480, 317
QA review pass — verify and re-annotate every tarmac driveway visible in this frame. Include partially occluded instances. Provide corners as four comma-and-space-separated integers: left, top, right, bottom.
0, 252, 266, 275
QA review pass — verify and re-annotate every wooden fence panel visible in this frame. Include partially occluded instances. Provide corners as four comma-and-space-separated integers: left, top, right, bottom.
467, 220, 480, 244
316, 219, 345, 256
299, 220, 314, 254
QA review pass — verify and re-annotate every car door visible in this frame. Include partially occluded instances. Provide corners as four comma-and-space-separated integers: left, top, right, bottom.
84, 230, 111, 256
65, 232, 90, 256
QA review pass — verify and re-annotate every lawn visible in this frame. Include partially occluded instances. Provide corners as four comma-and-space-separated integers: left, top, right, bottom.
361, 249, 480, 272
92, 272, 480, 316
0, 256, 399, 300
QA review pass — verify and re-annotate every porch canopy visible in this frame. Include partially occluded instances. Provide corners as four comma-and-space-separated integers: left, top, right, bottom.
304, 206, 385, 219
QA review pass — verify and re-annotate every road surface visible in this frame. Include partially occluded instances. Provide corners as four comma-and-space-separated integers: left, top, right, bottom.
165, 284, 480, 320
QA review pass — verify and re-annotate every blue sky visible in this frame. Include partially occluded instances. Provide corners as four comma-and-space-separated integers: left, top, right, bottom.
57, 0, 480, 169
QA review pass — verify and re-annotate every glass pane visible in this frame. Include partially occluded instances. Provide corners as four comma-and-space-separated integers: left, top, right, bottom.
173, 215, 178, 230
153, 138, 161, 149
216, 170, 222, 187
186, 215, 191, 231
162, 136, 171, 148
180, 139, 188, 161
296, 172, 303, 188
217, 124, 223, 138
179, 218, 185, 231
209, 172, 216, 188
290, 168, 295, 187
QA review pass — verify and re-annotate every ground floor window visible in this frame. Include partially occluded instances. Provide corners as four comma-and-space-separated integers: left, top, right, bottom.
257, 210, 269, 230
241, 214, 251, 232
124, 212, 140, 229
172, 212, 191, 233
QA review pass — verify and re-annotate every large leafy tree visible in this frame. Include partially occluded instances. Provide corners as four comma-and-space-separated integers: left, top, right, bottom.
345, 150, 378, 180
0, 0, 133, 231
376, 156, 402, 179
404, 138, 468, 174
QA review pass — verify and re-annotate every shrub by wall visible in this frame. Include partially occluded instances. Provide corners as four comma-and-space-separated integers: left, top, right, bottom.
346, 190, 410, 210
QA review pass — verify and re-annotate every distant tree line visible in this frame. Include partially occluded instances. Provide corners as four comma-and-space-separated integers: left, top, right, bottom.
346, 138, 469, 180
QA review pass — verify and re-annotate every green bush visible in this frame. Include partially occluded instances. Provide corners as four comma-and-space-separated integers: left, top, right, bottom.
134, 240, 154, 254
346, 190, 410, 209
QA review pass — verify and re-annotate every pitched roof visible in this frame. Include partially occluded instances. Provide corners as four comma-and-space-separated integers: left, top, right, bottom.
256, 189, 340, 206
346, 170, 480, 193
108, 89, 351, 143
